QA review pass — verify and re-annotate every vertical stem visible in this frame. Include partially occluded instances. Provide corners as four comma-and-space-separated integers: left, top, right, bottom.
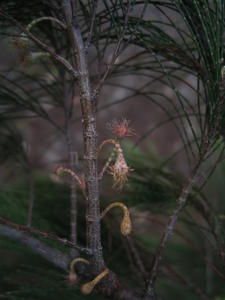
63, 69, 78, 256
127, 236, 146, 277
27, 168, 34, 227
64, 1, 105, 272
66, 127, 78, 256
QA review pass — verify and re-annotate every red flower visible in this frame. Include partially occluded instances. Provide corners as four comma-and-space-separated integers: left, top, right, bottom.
107, 119, 135, 138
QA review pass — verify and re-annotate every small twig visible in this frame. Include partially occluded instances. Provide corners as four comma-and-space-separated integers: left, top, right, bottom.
148, 216, 225, 280
69, 0, 77, 17
144, 165, 202, 299
99, 150, 115, 180
26, 16, 66, 31
97, 138, 119, 155
122, 238, 137, 272
92, 0, 132, 100
0, 216, 92, 255
127, 236, 147, 277
84, 0, 99, 52
63, 72, 78, 257
55, 166, 86, 197
0, 8, 79, 79
193, 198, 225, 268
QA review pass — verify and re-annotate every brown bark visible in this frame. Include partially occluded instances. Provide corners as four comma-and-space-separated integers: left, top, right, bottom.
63, 0, 105, 273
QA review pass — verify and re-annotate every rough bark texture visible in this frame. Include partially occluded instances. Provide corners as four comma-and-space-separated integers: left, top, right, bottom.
63, 0, 105, 273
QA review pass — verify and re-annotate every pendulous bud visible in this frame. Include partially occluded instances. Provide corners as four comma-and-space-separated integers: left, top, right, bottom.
81, 268, 109, 295
101, 202, 132, 236
68, 258, 90, 285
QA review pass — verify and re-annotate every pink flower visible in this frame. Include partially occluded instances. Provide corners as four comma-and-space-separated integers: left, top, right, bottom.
107, 119, 135, 138
108, 150, 131, 190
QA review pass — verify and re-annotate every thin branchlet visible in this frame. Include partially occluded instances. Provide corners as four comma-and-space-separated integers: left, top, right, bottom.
0, 8, 79, 78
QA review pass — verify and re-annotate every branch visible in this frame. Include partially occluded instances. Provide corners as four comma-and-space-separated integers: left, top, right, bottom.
0, 216, 92, 255
197, 199, 225, 268
62, 72, 78, 257
144, 165, 202, 300
0, 224, 70, 271
99, 151, 115, 180
92, 0, 132, 100
0, 223, 142, 300
148, 216, 225, 280
127, 236, 146, 277
84, 0, 99, 52
26, 16, 66, 31
0, 8, 79, 79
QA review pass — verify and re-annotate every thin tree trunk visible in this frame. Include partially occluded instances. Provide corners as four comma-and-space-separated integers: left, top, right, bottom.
64, 0, 105, 273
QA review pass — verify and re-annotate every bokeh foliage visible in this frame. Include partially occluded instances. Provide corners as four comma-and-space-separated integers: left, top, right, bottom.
0, 0, 225, 299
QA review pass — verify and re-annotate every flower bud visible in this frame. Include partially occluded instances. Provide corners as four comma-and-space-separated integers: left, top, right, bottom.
101, 202, 132, 236
81, 269, 109, 295
68, 258, 89, 285
55, 166, 85, 194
